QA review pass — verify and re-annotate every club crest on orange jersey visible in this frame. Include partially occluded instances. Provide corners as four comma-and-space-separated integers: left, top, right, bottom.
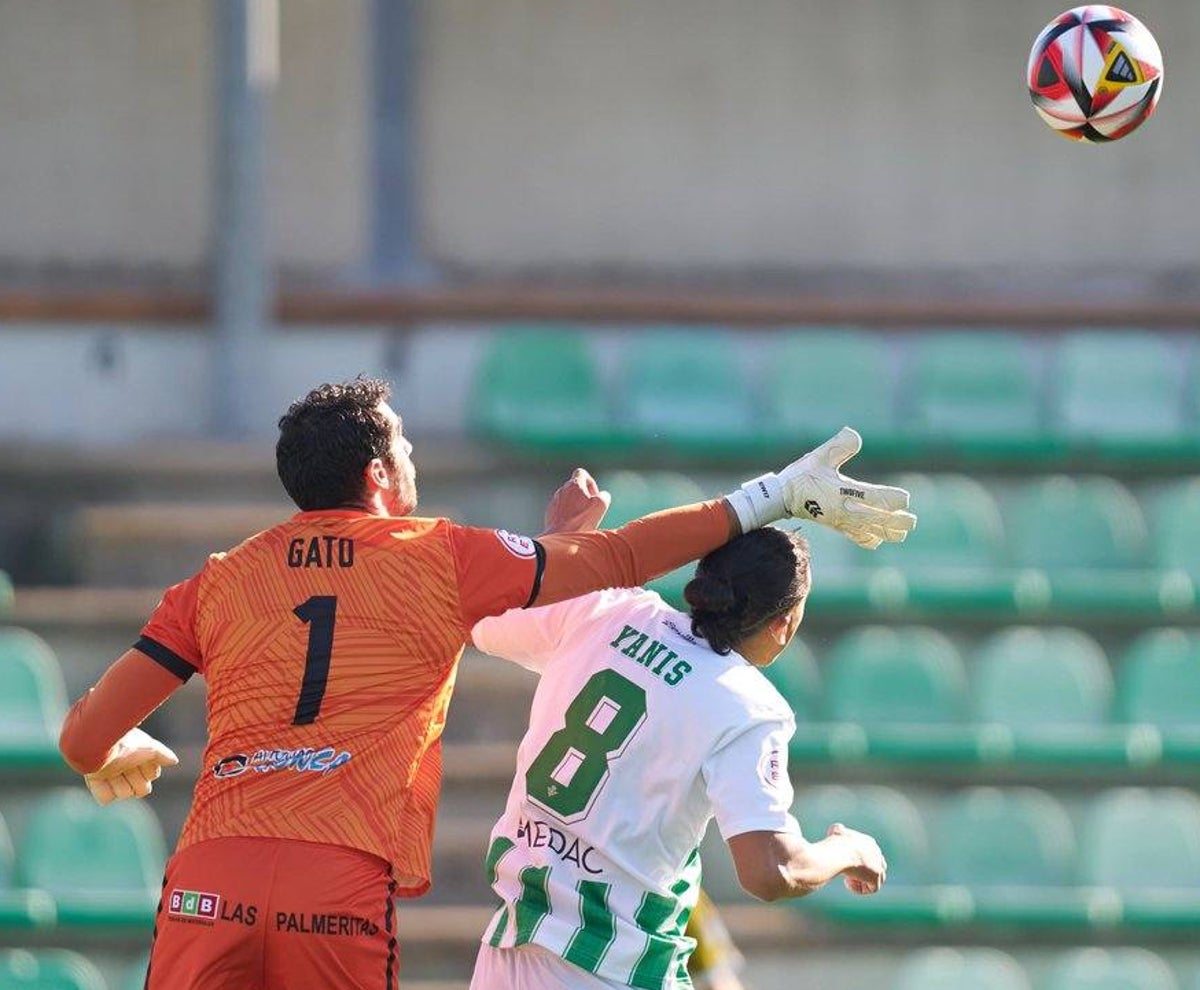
496, 530, 537, 559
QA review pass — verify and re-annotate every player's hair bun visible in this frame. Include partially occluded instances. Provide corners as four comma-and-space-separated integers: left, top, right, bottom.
683, 527, 812, 657
683, 572, 737, 614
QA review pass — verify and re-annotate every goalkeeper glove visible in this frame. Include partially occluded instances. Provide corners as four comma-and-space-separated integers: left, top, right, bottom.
726, 426, 916, 548
83, 727, 178, 806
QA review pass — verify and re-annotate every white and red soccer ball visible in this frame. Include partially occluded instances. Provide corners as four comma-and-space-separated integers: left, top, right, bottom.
1027, 5, 1163, 142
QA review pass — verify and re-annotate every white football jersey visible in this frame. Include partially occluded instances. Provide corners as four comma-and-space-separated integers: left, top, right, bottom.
471, 588, 799, 989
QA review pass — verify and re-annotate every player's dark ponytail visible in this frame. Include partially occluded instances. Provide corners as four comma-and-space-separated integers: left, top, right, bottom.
683, 527, 811, 656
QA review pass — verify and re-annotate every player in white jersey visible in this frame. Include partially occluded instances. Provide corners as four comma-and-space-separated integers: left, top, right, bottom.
469, 525, 887, 990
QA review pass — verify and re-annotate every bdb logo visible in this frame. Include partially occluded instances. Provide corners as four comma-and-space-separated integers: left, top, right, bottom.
169, 889, 221, 920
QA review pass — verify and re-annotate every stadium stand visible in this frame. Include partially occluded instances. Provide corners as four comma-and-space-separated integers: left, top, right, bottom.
893, 947, 1031, 990
0, 949, 109, 990
906, 331, 1043, 452
5, 324, 1200, 986
1046, 947, 1183, 990
469, 326, 618, 452
763, 329, 899, 446
14, 789, 164, 928
617, 328, 755, 454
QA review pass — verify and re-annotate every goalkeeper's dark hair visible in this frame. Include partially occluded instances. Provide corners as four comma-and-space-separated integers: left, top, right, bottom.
276, 377, 395, 511
683, 527, 811, 656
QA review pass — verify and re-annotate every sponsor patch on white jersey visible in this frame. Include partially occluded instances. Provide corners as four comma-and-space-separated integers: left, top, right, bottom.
496, 529, 537, 559
758, 742, 786, 790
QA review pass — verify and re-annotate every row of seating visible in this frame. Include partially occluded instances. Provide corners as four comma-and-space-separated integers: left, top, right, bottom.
783, 786, 1200, 932
607, 471, 1200, 577
0, 949, 142, 990
471, 327, 1200, 459
0, 789, 163, 932
767, 626, 1199, 767
894, 947, 1200, 990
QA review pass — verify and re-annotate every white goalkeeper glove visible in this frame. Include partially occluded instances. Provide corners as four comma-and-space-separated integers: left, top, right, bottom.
726, 426, 916, 548
83, 727, 179, 806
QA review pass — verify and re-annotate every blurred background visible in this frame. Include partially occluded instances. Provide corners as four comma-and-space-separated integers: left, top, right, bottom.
1, 1, 1200, 988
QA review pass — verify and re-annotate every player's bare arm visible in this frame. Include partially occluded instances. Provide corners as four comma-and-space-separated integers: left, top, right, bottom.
726, 822, 887, 902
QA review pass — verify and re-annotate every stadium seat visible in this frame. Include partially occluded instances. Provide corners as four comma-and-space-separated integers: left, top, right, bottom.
893, 948, 1031, 990
763, 329, 898, 445
469, 326, 615, 449
1006, 476, 1147, 571
1080, 788, 1200, 894
15, 788, 166, 926
793, 784, 929, 887
907, 331, 1042, 447
1044, 948, 1181, 990
1116, 629, 1200, 729
1050, 331, 1186, 444
0, 570, 12, 619
0, 949, 108, 990
972, 627, 1112, 730
761, 636, 820, 722
933, 787, 1076, 887
600, 470, 707, 605
0, 627, 69, 747
1150, 479, 1200, 580
823, 626, 968, 725
616, 328, 754, 451
869, 474, 1005, 574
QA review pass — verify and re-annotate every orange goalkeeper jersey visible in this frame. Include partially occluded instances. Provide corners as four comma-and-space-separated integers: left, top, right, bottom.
135, 510, 543, 895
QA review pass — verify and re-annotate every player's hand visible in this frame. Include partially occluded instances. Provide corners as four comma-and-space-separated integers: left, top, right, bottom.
778, 427, 915, 548
827, 822, 887, 895
541, 468, 612, 535
83, 727, 179, 806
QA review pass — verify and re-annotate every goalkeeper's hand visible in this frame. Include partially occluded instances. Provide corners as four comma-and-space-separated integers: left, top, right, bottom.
727, 426, 916, 548
83, 727, 178, 806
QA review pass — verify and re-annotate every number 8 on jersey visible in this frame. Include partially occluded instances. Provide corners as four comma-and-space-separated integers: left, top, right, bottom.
525, 670, 647, 823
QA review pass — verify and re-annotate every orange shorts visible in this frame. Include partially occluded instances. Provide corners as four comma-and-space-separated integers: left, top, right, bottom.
145, 836, 397, 990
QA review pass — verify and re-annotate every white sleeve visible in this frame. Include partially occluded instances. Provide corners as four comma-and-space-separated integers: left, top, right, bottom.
702, 718, 799, 841
471, 592, 603, 674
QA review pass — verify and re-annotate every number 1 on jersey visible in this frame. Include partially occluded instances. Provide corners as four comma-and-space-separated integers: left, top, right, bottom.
293, 595, 337, 725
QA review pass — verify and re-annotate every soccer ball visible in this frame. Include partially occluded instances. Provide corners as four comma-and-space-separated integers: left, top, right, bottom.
1027, 5, 1163, 142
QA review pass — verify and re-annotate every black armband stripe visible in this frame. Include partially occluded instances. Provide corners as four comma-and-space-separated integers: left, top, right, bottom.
134, 636, 197, 683
522, 540, 547, 609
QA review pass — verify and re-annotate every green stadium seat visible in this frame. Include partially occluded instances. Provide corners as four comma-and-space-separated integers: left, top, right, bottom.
934, 787, 1075, 887
894, 948, 1031, 990
15, 788, 166, 926
1150, 479, 1200, 580
763, 329, 898, 445
870, 474, 1004, 574
908, 331, 1042, 447
0, 950, 108, 990
794, 784, 929, 887
617, 328, 754, 451
1045, 948, 1181, 990
0, 628, 69, 748
1080, 788, 1200, 894
1117, 630, 1200, 729
823, 627, 968, 725
973, 627, 1112, 729
1052, 331, 1185, 441
469, 326, 615, 450
1006, 476, 1147, 571
600, 470, 707, 606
